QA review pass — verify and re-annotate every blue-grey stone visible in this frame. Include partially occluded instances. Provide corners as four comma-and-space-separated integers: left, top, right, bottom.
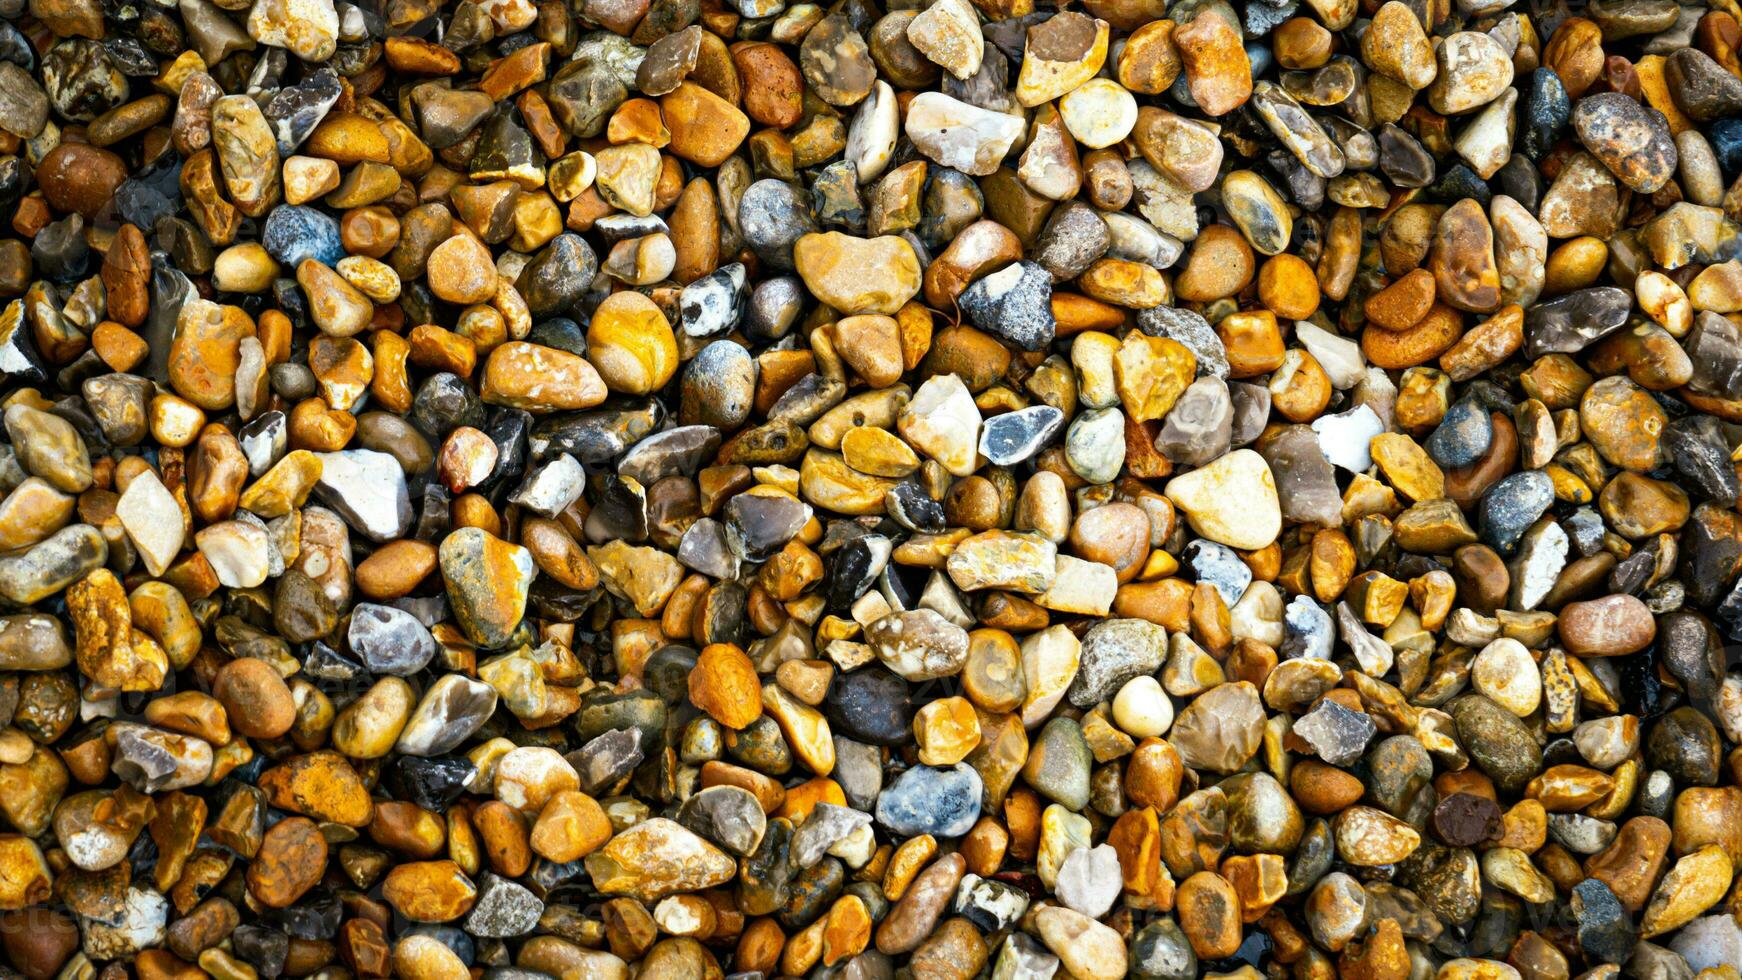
978, 405, 1065, 465
1425, 398, 1493, 468
262, 206, 343, 267
958, 260, 1056, 352
1183, 539, 1251, 608
348, 603, 439, 676
1573, 878, 1637, 965
874, 763, 982, 838
738, 179, 817, 271
1519, 67, 1571, 159
1479, 470, 1555, 555
1282, 594, 1334, 660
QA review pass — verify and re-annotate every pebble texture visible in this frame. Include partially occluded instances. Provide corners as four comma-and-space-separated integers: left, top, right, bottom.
0, 0, 1738, 977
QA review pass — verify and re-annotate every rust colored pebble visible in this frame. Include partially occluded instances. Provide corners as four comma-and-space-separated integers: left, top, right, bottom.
247, 817, 329, 909
210, 657, 296, 739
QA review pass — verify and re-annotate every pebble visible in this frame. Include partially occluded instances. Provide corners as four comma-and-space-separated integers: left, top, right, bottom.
0, 0, 1734, 972
1034, 905, 1128, 980
1165, 449, 1282, 550
875, 763, 982, 838
906, 97, 1024, 186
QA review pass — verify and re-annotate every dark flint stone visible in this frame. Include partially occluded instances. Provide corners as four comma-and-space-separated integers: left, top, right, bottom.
231, 925, 290, 978
1681, 503, 1742, 608
1657, 610, 1724, 705
261, 67, 342, 155
526, 317, 587, 356
1525, 286, 1632, 357
516, 234, 599, 318
1377, 123, 1435, 187
34, 215, 89, 280
412, 372, 486, 437
1427, 165, 1491, 207
528, 399, 665, 464
725, 715, 793, 775
1685, 311, 1742, 400
583, 476, 648, 543
115, 166, 180, 229
824, 664, 914, 746
885, 480, 946, 532
1664, 414, 1741, 505
565, 728, 644, 795
776, 856, 845, 930
574, 688, 667, 748
526, 856, 590, 893
724, 491, 811, 560
302, 641, 366, 686
739, 818, 795, 917
1282, 818, 1330, 898
641, 645, 699, 704
825, 533, 892, 611
812, 159, 865, 232
1519, 68, 1571, 159
1573, 878, 1637, 964
957, 260, 1056, 352
384, 756, 477, 812
1467, 893, 1525, 959
270, 888, 342, 940
1645, 706, 1720, 785
1478, 470, 1554, 556
1495, 153, 1544, 211
475, 408, 531, 494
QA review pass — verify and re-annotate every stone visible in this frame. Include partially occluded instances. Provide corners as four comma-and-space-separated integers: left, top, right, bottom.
1164, 449, 1281, 550
957, 261, 1055, 351
904, 92, 1025, 177
875, 763, 982, 837
441, 528, 535, 648
793, 232, 922, 315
